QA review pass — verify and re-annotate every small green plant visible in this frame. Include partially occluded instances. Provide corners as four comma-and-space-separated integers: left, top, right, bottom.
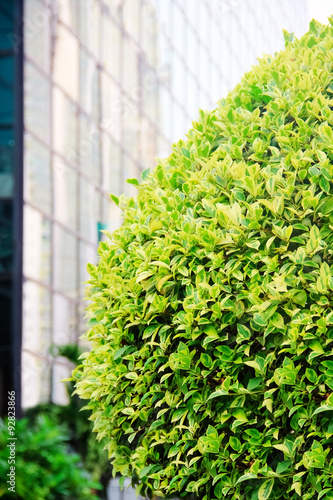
0, 415, 100, 500
73, 20, 333, 500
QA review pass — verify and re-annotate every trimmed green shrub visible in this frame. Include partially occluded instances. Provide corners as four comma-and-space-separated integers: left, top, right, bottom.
73, 20, 333, 500
0, 415, 100, 500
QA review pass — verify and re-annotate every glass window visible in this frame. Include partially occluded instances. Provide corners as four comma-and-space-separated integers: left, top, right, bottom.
0, 55, 14, 125
53, 224, 78, 299
21, 350, 51, 407
123, 155, 140, 196
157, 134, 171, 160
0, 0, 15, 50
22, 280, 52, 406
123, 0, 140, 42
102, 132, 122, 195
53, 24, 79, 101
79, 241, 98, 298
53, 158, 78, 230
52, 87, 78, 160
101, 16, 121, 82
52, 293, 77, 344
140, 117, 156, 169
142, 1, 158, 68
23, 204, 51, 285
0, 200, 13, 274
25, 0, 50, 72
79, 114, 101, 183
57, 0, 80, 36
101, 192, 123, 235
123, 36, 139, 95
24, 133, 52, 213
123, 103, 140, 161
79, 0, 100, 56
0, 128, 15, 197
79, 176, 99, 245
79, 48, 100, 122
101, 72, 122, 128
24, 62, 51, 143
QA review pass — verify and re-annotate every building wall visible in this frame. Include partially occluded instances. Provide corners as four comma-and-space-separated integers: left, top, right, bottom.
21, 0, 308, 408
0, 0, 23, 416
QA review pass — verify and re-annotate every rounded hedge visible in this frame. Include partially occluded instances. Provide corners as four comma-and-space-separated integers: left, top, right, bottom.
73, 20, 333, 500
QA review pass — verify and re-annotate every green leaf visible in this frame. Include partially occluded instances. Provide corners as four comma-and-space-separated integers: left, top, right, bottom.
258, 479, 274, 500
126, 178, 139, 187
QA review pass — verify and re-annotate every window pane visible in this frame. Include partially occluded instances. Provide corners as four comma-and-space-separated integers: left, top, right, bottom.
22, 281, 51, 407
0, 200, 13, 273
101, 194, 122, 235
79, 114, 101, 183
101, 133, 122, 195
123, 104, 140, 161
52, 87, 78, 160
53, 24, 79, 101
79, 241, 98, 298
0, 55, 14, 125
53, 225, 78, 299
53, 159, 78, 230
123, 155, 140, 196
101, 16, 121, 81
79, 0, 100, 56
79, 177, 99, 245
79, 48, 100, 121
53, 293, 77, 344
24, 63, 51, 143
23, 205, 51, 285
24, 134, 52, 213
140, 117, 156, 169
25, 0, 50, 72
0, 128, 15, 197
57, 0, 80, 36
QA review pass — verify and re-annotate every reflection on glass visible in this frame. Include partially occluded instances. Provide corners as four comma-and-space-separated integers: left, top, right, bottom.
23, 204, 51, 284
53, 24, 79, 101
24, 133, 52, 213
24, 63, 50, 143
53, 224, 78, 299
123, 106, 140, 161
0, 128, 15, 197
52, 293, 77, 344
53, 158, 78, 230
57, 0, 80, 36
101, 16, 121, 81
123, 155, 140, 197
22, 280, 51, 407
79, 176, 99, 245
25, 0, 50, 72
52, 87, 78, 161
101, 193, 122, 235
123, 37, 139, 95
0, 56, 14, 125
102, 133, 122, 195
0, 200, 13, 273
79, 241, 98, 298
79, 113, 101, 183
140, 117, 156, 170
79, 48, 100, 122
79, 0, 100, 56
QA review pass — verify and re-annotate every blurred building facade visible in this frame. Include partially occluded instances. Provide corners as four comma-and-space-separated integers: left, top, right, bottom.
0, 0, 309, 413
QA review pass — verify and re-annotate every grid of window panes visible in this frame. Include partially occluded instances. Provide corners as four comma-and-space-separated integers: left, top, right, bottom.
22, 0, 308, 407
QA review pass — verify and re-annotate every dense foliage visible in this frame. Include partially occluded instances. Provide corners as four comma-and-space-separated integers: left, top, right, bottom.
26, 344, 112, 497
0, 415, 100, 500
73, 20, 333, 500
